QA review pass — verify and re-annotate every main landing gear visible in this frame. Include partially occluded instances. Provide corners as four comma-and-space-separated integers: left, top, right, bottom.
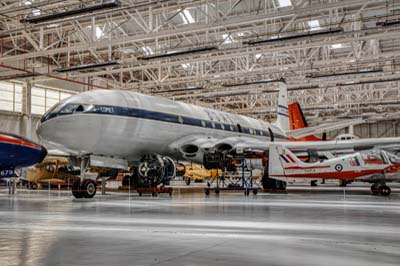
371, 183, 391, 196
261, 165, 286, 191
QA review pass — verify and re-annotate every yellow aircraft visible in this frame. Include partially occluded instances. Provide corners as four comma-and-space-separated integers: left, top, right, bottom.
24, 157, 79, 189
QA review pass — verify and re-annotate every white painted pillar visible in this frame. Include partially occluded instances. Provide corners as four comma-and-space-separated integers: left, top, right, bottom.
21, 82, 32, 139
349, 125, 354, 135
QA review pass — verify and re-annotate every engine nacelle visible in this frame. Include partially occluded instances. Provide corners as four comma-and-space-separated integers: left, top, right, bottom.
169, 135, 219, 164
203, 151, 236, 171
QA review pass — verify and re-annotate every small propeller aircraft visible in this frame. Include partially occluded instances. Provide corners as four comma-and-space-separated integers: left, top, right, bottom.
268, 144, 400, 196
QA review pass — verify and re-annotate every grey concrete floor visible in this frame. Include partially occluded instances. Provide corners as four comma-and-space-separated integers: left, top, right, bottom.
0, 186, 400, 266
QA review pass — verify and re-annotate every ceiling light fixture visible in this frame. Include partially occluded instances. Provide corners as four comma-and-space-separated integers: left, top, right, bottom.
139, 46, 217, 60
244, 27, 343, 45
54, 61, 119, 73
21, 0, 121, 24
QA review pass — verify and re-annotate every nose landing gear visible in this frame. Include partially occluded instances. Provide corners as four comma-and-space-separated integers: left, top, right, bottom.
72, 156, 97, 199
72, 179, 97, 199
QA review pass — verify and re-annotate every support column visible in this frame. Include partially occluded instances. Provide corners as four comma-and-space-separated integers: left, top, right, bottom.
21, 82, 32, 139
349, 125, 354, 135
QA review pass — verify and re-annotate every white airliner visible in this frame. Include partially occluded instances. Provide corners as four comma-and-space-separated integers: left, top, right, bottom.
36, 81, 400, 198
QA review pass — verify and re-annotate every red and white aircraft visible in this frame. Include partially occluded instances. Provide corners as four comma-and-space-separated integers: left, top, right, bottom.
268, 144, 400, 196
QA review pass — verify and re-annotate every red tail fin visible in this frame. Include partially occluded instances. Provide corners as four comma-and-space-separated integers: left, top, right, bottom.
288, 102, 322, 141
288, 102, 308, 130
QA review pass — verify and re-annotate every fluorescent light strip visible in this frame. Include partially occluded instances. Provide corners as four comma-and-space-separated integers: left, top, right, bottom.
54, 61, 119, 73
21, 0, 121, 23
244, 27, 343, 45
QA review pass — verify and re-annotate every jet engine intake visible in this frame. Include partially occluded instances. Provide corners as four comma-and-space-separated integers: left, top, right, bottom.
181, 144, 199, 156
215, 143, 233, 152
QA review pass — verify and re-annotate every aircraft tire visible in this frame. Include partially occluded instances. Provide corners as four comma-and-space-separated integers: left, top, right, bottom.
253, 189, 258, 195
81, 179, 97, 198
185, 178, 191, 186
27, 182, 38, 190
379, 185, 391, 196
262, 165, 272, 190
280, 181, 287, 190
272, 179, 278, 190
72, 180, 83, 198
371, 184, 380, 195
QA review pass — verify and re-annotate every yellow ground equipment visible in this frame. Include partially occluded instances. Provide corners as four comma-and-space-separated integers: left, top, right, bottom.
178, 163, 220, 185
24, 157, 80, 189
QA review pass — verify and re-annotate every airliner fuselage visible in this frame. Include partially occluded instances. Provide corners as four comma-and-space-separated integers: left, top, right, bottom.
37, 90, 286, 163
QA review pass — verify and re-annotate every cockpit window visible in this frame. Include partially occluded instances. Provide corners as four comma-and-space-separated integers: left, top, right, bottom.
75, 105, 84, 112
388, 153, 400, 164
361, 150, 387, 165
58, 103, 94, 114
60, 104, 80, 114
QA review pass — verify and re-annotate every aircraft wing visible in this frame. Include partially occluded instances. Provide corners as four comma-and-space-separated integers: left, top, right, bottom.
171, 133, 400, 167
284, 118, 365, 139
232, 137, 400, 154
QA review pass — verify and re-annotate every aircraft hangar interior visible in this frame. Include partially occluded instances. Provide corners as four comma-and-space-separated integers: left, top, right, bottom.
1, 0, 400, 265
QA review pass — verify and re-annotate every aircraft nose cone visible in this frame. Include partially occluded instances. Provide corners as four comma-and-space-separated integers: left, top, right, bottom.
36, 120, 49, 142
39, 146, 47, 163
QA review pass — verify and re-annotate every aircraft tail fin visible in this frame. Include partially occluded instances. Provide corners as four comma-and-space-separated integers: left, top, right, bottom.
276, 79, 289, 131
269, 144, 302, 180
288, 102, 308, 130
288, 101, 322, 141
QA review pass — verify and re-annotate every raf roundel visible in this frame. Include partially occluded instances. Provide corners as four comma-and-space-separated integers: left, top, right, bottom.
335, 164, 343, 172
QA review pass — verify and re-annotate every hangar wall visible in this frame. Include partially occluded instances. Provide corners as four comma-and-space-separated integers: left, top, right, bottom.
0, 80, 73, 142
0, 112, 40, 141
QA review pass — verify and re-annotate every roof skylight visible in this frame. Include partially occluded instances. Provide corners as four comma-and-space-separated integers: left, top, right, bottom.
180, 9, 195, 24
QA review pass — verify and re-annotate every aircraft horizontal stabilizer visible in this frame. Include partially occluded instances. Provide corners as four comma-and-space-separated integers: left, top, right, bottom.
284, 118, 365, 139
